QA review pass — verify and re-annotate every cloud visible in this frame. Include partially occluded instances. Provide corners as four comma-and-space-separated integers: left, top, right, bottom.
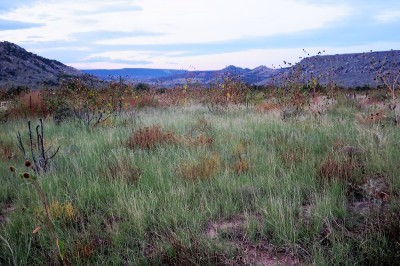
0, 0, 32, 11
1, 0, 399, 70
375, 10, 400, 23
0, 0, 350, 45
95, 0, 350, 45
68, 61, 152, 70
0, 0, 144, 43
0, 19, 43, 30
71, 41, 400, 70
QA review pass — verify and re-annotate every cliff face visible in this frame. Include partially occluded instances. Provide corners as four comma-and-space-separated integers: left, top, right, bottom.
0, 41, 85, 88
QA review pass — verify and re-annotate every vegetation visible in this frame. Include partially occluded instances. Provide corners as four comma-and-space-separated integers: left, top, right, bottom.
0, 80, 399, 265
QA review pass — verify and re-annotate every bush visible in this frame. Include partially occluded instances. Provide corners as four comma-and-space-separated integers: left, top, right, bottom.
369, 89, 389, 102
176, 154, 221, 181
126, 126, 177, 150
4, 86, 30, 99
53, 105, 74, 125
135, 83, 151, 92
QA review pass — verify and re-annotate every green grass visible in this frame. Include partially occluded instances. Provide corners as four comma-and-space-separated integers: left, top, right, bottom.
1, 102, 400, 265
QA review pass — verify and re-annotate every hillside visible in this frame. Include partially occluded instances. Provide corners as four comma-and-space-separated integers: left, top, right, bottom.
82, 51, 400, 89
269, 50, 400, 88
83, 65, 281, 87
0, 41, 87, 88
83, 51, 400, 88
1, 41, 399, 89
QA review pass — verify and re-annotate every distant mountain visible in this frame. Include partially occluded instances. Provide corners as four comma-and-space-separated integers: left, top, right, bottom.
82, 68, 187, 81
153, 65, 283, 86
82, 65, 253, 85
243, 65, 282, 84
84, 65, 280, 87
84, 51, 400, 88
2, 41, 398, 89
157, 65, 254, 86
0, 41, 90, 88
269, 50, 400, 88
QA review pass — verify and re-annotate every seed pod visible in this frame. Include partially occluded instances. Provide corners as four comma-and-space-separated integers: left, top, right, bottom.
23, 172, 30, 179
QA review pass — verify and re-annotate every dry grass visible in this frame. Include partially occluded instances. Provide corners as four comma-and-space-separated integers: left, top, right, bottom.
133, 94, 161, 108
146, 233, 227, 265
355, 109, 387, 124
126, 125, 177, 150
183, 134, 214, 148
48, 200, 77, 222
0, 142, 14, 161
9, 90, 51, 118
255, 102, 281, 113
232, 156, 251, 174
176, 154, 221, 181
69, 235, 111, 263
279, 150, 304, 166
317, 156, 356, 184
105, 158, 142, 184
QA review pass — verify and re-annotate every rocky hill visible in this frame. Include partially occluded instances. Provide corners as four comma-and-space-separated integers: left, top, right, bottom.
89, 65, 281, 87
0, 41, 87, 88
269, 50, 400, 88
2, 41, 399, 89
157, 65, 252, 86
155, 51, 400, 88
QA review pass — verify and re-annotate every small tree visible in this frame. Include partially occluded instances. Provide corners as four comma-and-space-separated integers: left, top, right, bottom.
372, 50, 400, 124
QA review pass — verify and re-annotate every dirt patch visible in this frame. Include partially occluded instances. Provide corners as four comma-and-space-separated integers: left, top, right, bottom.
205, 214, 300, 266
347, 176, 392, 231
206, 215, 248, 239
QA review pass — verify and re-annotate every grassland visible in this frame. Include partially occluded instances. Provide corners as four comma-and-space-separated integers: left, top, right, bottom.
1, 91, 400, 265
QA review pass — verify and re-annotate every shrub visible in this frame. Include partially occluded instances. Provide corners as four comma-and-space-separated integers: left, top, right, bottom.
8, 90, 52, 118
369, 89, 389, 102
355, 109, 387, 125
4, 86, 30, 99
176, 154, 221, 181
126, 125, 177, 150
53, 105, 74, 125
317, 156, 355, 184
135, 83, 151, 92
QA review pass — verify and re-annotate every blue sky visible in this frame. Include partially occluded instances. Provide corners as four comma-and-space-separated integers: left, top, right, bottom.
0, 0, 400, 70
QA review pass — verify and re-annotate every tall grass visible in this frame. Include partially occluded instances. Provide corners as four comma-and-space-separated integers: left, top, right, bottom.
1, 98, 400, 265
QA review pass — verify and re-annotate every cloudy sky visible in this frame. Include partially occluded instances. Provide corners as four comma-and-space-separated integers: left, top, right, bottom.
0, 0, 400, 70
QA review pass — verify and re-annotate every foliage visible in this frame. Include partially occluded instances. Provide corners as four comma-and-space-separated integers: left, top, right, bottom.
1, 81, 400, 265
134, 83, 151, 92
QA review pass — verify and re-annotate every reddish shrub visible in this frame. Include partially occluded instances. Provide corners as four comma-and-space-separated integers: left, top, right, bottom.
317, 157, 355, 183
176, 154, 221, 181
127, 125, 177, 150
9, 90, 52, 118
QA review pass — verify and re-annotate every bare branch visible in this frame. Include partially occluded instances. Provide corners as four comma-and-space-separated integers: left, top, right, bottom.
48, 146, 61, 160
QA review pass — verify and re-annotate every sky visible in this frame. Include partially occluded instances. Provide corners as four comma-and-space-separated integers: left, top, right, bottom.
0, 0, 400, 70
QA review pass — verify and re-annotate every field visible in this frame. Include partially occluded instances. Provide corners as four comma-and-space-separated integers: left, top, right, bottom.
1, 86, 400, 265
